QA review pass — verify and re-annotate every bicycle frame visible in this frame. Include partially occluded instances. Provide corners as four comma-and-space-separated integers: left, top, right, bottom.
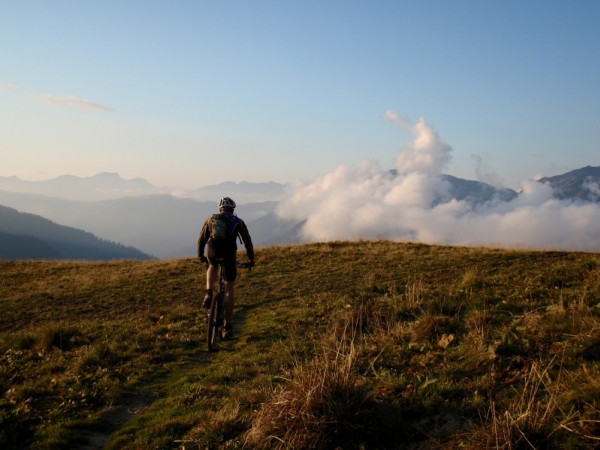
205, 259, 253, 352
207, 259, 226, 352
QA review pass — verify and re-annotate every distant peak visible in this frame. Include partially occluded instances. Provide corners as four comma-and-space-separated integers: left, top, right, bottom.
92, 172, 122, 179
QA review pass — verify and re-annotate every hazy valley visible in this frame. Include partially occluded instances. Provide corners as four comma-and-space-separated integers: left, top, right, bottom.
1, 166, 599, 260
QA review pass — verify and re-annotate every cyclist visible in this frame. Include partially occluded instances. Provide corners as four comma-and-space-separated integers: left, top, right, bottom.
197, 197, 254, 339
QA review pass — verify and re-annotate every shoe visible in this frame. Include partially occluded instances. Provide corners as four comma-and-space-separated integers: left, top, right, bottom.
221, 322, 233, 340
202, 290, 212, 309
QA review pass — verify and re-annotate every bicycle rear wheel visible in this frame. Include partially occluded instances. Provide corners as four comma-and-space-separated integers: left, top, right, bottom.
207, 291, 222, 351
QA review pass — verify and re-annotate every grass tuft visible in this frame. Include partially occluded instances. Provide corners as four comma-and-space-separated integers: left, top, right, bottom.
35, 322, 84, 351
246, 320, 404, 449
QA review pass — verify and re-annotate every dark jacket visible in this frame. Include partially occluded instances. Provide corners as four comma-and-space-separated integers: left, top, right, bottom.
197, 211, 254, 261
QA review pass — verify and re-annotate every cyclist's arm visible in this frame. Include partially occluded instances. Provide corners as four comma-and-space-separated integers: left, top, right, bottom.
237, 220, 254, 262
197, 220, 211, 258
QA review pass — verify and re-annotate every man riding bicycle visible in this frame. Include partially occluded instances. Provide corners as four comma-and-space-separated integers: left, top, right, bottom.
197, 197, 254, 339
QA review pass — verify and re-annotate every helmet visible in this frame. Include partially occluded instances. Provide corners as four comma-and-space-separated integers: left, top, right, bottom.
219, 197, 236, 209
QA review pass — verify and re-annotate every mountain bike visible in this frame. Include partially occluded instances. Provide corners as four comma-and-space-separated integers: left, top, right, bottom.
207, 259, 253, 352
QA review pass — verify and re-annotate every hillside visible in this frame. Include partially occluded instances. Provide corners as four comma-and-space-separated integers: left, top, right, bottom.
0, 205, 152, 260
1, 241, 598, 449
539, 165, 600, 202
0, 191, 279, 257
0, 232, 61, 259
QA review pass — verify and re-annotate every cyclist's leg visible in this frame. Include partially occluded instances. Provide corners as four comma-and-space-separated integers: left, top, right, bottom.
206, 264, 218, 290
206, 241, 221, 286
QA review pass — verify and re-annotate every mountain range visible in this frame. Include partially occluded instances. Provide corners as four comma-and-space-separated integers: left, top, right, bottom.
0, 173, 285, 203
0, 166, 598, 259
0, 172, 168, 201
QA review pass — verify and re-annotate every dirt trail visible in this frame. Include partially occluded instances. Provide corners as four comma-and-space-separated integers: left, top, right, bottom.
74, 391, 156, 450
73, 302, 251, 448
74, 349, 214, 449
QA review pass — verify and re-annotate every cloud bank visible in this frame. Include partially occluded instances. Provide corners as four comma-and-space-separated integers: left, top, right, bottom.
277, 112, 600, 251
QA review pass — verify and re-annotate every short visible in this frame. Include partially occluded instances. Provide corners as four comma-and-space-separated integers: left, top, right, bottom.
206, 240, 237, 282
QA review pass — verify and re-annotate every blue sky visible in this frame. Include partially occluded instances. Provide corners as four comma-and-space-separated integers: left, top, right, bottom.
1, 0, 599, 190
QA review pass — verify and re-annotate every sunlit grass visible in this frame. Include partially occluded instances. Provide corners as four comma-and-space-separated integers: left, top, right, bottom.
1, 241, 599, 449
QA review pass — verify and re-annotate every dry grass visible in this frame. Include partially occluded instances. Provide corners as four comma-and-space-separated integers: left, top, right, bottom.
1, 241, 599, 449
246, 322, 403, 449
445, 359, 600, 449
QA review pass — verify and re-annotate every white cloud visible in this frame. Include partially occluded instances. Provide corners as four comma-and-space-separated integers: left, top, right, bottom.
277, 112, 600, 251
472, 153, 505, 188
34, 94, 113, 112
0, 80, 19, 92
0, 79, 113, 112
385, 111, 452, 175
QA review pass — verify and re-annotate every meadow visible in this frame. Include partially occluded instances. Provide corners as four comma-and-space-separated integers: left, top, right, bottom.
1, 241, 599, 449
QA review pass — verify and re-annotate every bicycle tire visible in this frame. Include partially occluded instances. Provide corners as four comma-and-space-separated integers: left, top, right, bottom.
207, 291, 223, 351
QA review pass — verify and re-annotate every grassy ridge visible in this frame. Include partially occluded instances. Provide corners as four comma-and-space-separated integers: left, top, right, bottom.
1, 241, 599, 449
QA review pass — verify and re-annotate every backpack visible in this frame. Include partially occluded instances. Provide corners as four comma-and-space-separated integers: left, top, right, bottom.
209, 213, 233, 241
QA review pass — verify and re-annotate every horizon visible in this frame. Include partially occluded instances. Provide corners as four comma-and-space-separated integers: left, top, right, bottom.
2, 147, 600, 254
2, 163, 598, 193
1, 1, 599, 192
